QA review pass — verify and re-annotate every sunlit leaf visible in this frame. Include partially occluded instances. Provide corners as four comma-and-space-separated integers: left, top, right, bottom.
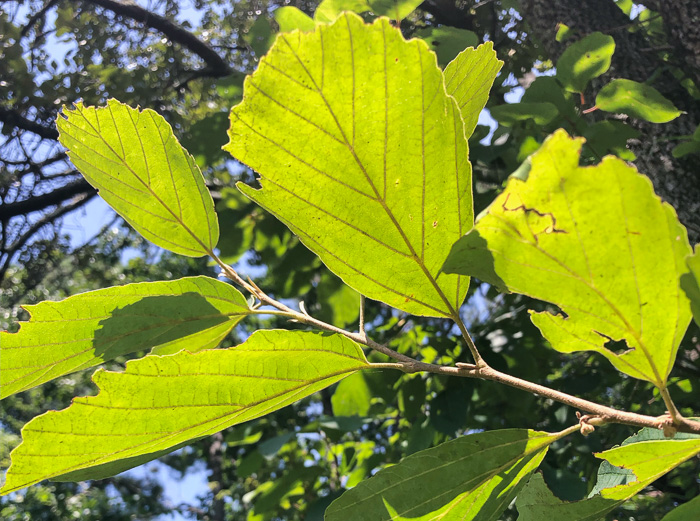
274, 6, 316, 32
556, 32, 615, 93
0, 277, 250, 399
596, 79, 682, 123
57, 99, 219, 257
444, 41, 503, 138
325, 428, 565, 521
443, 130, 692, 386
517, 431, 700, 521
226, 14, 473, 317
415, 27, 479, 67
0, 330, 369, 494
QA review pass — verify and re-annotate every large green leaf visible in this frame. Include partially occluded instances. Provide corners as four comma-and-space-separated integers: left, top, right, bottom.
0, 330, 369, 494
596, 79, 682, 123
325, 428, 565, 521
556, 32, 615, 93
443, 130, 692, 386
681, 245, 700, 326
226, 14, 472, 318
660, 495, 700, 521
516, 434, 700, 521
443, 41, 503, 138
57, 99, 219, 257
0, 277, 250, 399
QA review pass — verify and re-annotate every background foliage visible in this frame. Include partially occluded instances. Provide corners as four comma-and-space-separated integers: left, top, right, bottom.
1, 0, 699, 520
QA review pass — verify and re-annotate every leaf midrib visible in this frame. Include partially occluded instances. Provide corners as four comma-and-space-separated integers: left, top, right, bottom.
278, 22, 460, 317
64, 103, 212, 255
6, 360, 366, 492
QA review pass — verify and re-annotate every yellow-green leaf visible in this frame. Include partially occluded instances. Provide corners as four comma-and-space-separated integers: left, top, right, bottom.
444, 41, 503, 138
326, 428, 565, 521
226, 14, 473, 317
0, 330, 369, 494
0, 277, 250, 399
57, 99, 219, 256
517, 431, 700, 521
444, 130, 692, 386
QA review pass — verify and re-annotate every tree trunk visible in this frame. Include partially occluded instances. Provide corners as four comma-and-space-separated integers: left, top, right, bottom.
520, 0, 700, 244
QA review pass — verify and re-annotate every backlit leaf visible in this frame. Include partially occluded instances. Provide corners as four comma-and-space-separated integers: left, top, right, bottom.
57, 99, 219, 256
0, 277, 250, 399
226, 14, 473, 318
596, 79, 682, 123
556, 32, 615, 93
517, 432, 700, 521
0, 330, 369, 494
325, 428, 565, 521
444, 42, 503, 138
443, 130, 692, 386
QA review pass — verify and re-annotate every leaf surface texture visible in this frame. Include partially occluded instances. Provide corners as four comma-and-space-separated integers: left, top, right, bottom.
0, 330, 368, 493
325, 428, 561, 521
0, 277, 250, 399
444, 130, 692, 386
57, 99, 219, 256
226, 14, 475, 317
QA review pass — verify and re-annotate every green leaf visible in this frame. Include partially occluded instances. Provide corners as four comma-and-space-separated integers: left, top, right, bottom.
582, 120, 640, 161
274, 7, 316, 33
57, 99, 219, 257
415, 26, 479, 67
444, 41, 503, 138
226, 14, 472, 318
0, 330, 369, 494
331, 371, 372, 416
556, 32, 615, 93
517, 434, 700, 521
555, 23, 572, 43
443, 130, 692, 386
367, 0, 423, 21
596, 79, 682, 123
660, 495, 700, 521
325, 428, 565, 521
314, 0, 371, 22
316, 273, 360, 328
672, 140, 700, 158
0, 277, 250, 399
588, 425, 700, 496
245, 16, 275, 56
681, 245, 700, 327
181, 111, 231, 167
489, 102, 559, 126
